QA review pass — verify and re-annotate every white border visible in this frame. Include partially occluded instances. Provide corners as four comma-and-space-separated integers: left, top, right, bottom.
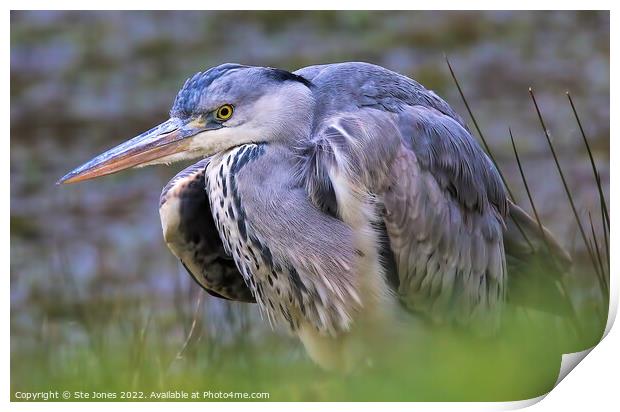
4, 3, 616, 411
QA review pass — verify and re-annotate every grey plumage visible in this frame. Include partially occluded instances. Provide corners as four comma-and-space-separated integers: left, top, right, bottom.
294, 63, 509, 327
62, 61, 571, 370
161, 62, 569, 335
205, 144, 365, 334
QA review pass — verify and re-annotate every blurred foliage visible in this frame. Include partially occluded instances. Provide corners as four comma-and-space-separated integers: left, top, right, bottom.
10, 302, 604, 401
10, 11, 609, 401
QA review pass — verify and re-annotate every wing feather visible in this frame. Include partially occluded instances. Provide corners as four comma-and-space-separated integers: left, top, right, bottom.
159, 159, 255, 302
299, 106, 509, 328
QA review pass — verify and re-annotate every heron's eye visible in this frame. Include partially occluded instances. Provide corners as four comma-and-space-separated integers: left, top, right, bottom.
215, 104, 234, 121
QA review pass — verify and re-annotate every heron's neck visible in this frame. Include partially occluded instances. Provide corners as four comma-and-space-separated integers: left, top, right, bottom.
241, 82, 314, 145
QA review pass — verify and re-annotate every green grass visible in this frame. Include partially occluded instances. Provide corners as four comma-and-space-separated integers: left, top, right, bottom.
11, 295, 605, 402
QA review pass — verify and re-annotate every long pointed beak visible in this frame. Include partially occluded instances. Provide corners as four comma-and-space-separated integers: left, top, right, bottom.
58, 118, 197, 184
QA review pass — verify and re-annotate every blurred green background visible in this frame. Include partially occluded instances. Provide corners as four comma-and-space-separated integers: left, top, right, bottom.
10, 10, 609, 401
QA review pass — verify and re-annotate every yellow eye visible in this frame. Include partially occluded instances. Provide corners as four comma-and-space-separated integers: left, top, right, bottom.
215, 104, 234, 121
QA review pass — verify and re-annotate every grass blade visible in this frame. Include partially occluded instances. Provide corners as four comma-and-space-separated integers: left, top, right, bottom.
567, 92, 610, 273
600, 191, 610, 268
529, 88, 605, 292
508, 128, 553, 253
588, 212, 608, 294
445, 55, 535, 251
445, 55, 515, 200
566, 92, 609, 225
509, 127, 583, 336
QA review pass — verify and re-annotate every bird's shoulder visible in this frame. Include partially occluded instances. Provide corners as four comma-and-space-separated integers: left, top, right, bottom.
295, 62, 466, 127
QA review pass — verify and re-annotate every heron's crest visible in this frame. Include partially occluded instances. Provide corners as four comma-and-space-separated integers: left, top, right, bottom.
170, 63, 312, 119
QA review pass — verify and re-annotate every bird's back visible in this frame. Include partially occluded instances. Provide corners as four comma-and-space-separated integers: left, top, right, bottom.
295, 62, 467, 128
295, 61, 570, 327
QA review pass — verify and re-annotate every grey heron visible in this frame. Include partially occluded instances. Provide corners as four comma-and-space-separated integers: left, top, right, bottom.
59, 62, 571, 370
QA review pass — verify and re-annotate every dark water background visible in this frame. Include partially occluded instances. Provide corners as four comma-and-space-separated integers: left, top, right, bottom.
10, 10, 609, 400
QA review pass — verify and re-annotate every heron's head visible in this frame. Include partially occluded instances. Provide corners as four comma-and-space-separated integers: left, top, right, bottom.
59, 64, 314, 184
